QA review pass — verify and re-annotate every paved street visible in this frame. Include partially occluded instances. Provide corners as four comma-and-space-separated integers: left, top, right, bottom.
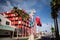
0, 37, 57, 40
0, 37, 28, 40
0, 38, 12, 40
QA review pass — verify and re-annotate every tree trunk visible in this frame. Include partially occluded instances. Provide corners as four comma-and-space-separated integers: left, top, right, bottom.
54, 18, 59, 40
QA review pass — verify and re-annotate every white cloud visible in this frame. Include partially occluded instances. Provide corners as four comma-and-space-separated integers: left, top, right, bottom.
18, 0, 37, 12
6, 1, 13, 8
38, 0, 51, 9
58, 18, 60, 28
0, 0, 51, 13
58, 19, 60, 23
0, 0, 13, 12
42, 23, 53, 27
0, 6, 8, 12
37, 22, 54, 33
18, 1, 37, 13
58, 18, 60, 34
41, 0, 51, 6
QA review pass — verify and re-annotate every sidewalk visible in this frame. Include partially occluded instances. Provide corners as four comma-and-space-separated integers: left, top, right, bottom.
12, 37, 28, 40
0, 37, 12, 40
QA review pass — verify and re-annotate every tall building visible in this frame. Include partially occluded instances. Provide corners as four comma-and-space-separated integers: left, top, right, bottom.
0, 13, 11, 26
3, 9, 31, 37
0, 13, 15, 37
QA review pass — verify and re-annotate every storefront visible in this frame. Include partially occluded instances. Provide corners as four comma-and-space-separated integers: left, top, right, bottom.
0, 25, 15, 38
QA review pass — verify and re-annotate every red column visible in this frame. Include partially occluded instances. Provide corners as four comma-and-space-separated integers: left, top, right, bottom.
22, 26, 24, 37
25, 27, 26, 37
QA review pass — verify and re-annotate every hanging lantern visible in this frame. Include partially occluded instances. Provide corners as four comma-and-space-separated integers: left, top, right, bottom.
36, 16, 42, 26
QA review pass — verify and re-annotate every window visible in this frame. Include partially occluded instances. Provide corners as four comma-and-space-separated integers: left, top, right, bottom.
18, 28, 22, 34
6, 21, 10, 25
18, 21, 21, 24
15, 24, 18, 26
0, 19, 1, 22
0, 19, 1, 25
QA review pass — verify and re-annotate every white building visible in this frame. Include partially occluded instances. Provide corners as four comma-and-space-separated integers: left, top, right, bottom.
0, 13, 11, 26
0, 13, 15, 38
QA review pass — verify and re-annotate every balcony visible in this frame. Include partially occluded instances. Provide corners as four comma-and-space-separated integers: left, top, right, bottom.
11, 21, 22, 25
6, 14, 18, 17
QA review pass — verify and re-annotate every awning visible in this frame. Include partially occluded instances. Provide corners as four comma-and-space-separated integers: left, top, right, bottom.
0, 25, 15, 31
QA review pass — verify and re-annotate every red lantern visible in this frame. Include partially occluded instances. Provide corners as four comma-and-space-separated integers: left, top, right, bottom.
36, 16, 42, 26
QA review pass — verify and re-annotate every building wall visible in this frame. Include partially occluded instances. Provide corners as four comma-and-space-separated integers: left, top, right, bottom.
0, 14, 11, 26
4, 10, 31, 37
0, 13, 15, 37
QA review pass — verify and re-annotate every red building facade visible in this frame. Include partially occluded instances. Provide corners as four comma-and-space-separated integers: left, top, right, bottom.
4, 10, 31, 37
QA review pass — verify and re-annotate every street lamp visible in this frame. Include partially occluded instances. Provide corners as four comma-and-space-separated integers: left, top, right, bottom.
29, 9, 36, 40
29, 9, 36, 33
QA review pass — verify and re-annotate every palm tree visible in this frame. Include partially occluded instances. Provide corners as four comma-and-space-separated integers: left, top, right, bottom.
51, 27, 55, 37
50, 0, 60, 40
57, 0, 60, 10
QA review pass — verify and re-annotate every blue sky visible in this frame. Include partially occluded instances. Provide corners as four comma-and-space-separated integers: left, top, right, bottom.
0, 0, 60, 33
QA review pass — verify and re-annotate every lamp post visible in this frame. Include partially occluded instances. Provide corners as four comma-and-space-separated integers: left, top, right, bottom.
29, 9, 36, 40
29, 9, 36, 34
